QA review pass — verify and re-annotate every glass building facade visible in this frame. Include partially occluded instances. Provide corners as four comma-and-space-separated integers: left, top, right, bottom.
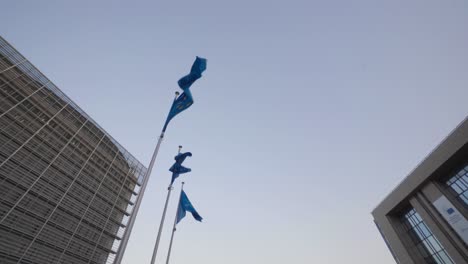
373, 118, 468, 264
446, 164, 468, 206
401, 208, 454, 264
0, 36, 147, 264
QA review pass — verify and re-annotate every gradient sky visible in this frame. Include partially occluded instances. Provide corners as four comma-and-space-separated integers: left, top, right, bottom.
1, 1, 468, 263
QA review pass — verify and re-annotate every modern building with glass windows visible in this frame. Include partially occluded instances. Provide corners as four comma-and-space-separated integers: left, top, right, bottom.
0, 36, 147, 264
372, 118, 468, 264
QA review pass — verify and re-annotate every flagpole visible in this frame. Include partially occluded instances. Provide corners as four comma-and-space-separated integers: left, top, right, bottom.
114, 92, 179, 264
150, 145, 182, 264
165, 182, 185, 264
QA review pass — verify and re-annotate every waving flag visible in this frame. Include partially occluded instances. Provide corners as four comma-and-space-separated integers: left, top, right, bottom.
178, 56, 207, 90
176, 190, 203, 224
163, 57, 207, 132
169, 152, 192, 184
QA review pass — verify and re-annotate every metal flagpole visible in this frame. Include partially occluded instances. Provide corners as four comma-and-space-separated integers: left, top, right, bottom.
165, 182, 184, 264
150, 145, 182, 264
114, 92, 179, 264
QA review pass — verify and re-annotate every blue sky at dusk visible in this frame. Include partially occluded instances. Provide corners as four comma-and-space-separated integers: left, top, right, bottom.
1, 1, 467, 263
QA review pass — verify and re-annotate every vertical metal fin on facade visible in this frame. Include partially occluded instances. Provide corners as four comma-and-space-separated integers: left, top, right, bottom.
0, 36, 148, 264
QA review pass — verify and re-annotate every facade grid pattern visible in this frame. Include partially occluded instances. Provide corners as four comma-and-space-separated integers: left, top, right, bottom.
446, 164, 468, 206
0, 36, 147, 264
401, 208, 454, 264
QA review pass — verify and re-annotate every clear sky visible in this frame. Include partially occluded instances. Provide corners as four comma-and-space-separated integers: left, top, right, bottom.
1, 1, 468, 263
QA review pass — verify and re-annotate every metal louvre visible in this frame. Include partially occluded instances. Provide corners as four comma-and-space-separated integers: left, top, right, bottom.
0, 36, 147, 264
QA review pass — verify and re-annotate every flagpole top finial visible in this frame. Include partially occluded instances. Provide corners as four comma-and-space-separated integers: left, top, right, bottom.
178, 145, 182, 154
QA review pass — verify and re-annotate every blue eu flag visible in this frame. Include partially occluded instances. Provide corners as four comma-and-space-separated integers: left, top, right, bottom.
169, 152, 192, 184
176, 190, 203, 224
178, 57, 207, 90
163, 57, 207, 132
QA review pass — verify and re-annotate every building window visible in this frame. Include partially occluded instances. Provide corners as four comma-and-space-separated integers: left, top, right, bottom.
401, 208, 454, 264
446, 164, 468, 206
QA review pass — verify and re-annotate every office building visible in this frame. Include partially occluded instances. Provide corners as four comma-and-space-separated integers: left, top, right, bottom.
372, 118, 468, 263
0, 36, 147, 264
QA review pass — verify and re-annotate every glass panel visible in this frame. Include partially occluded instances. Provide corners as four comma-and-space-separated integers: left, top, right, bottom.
418, 223, 431, 238
446, 165, 468, 207
439, 251, 454, 264
401, 208, 454, 264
